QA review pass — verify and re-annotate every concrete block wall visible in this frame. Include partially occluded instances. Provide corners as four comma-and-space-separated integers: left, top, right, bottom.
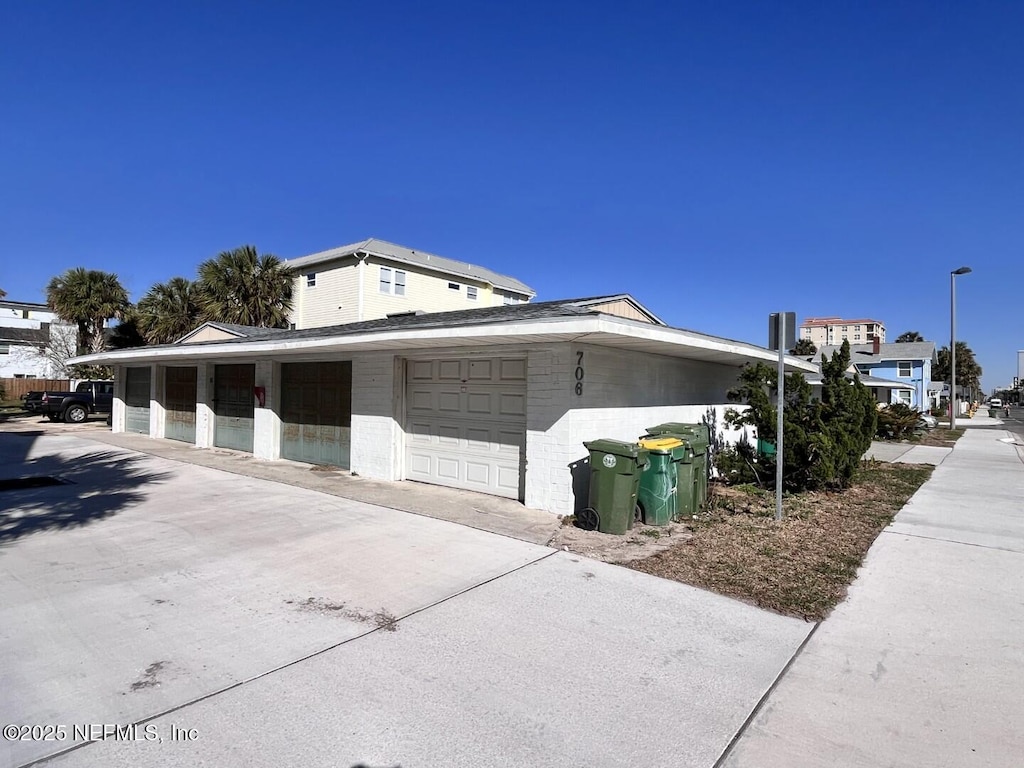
524, 343, 751, 515
149, 364, 165, 439
350, 352, 400, 480
253, 360, 281, 460
195, 363, 214, 448
524, 345, 574, 511
111, 364, 126, 433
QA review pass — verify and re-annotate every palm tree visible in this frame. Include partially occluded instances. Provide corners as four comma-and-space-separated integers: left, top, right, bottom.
895, 331, 925, 343
196, 245, 296, 328
935, 341, 982, 399
45, 268, 131, 354
137, 276, 203, 344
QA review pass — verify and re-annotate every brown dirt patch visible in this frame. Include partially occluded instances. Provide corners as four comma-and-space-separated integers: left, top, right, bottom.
549, 518, 693, 563
626, 463, 933, 621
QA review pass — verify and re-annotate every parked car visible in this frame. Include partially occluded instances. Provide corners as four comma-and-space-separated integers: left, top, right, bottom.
37, 380, 114, 423
918, 413, 938, 430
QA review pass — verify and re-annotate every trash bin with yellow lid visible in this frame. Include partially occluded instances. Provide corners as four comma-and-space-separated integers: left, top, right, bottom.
636, 436, 693, 525
644, 423, 710, 513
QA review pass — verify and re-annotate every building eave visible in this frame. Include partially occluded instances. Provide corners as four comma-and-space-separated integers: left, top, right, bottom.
69, 315, 817, 373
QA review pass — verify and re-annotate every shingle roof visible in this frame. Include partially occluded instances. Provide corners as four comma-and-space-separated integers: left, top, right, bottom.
812, 342, 936, 362
286, 238, 535, 296
180, 299, 594, 346
0, 300, 51, 313
0, 326, 49, 344
136, 295, 745, 352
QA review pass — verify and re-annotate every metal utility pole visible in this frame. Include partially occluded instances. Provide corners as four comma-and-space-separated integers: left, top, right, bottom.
768, 312, 794, 521
950, 266, 972, 430
776, 313, 785, 522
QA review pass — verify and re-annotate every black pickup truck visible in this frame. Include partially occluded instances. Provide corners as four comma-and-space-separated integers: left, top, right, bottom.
38, 380, 115, 423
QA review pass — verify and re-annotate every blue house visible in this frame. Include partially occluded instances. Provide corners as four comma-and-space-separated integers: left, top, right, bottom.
813, 340, 938, 411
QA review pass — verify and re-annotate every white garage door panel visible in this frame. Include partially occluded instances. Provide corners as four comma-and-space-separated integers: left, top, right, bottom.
405, 357, 526, 499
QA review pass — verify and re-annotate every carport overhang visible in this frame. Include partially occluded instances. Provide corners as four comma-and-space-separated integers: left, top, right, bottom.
69, 315, 819, 373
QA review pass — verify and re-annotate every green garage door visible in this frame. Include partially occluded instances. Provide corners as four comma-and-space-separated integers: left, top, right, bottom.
281, 361, 352, 468
214, 364, 255, 452
165, 366, 197, 444
124, 367, 151, 434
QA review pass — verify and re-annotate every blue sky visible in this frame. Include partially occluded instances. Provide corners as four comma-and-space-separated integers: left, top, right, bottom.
1, 1, 1021, 390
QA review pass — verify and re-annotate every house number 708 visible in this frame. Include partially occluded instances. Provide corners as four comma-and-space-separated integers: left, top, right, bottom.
574, 351, 584, 396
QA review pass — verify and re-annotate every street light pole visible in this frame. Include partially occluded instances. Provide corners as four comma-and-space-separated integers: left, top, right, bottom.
950, 266, 972, 430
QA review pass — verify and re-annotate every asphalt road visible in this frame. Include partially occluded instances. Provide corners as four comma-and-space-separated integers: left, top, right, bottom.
1000, 405, 1024, 441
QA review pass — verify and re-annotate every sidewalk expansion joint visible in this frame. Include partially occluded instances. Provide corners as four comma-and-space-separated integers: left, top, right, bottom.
711, 621, 821, 768
17, 549, 560, 768
882, 529, 1024, 555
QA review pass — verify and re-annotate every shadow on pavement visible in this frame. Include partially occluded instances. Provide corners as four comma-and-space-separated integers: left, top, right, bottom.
0, 445, 171, 545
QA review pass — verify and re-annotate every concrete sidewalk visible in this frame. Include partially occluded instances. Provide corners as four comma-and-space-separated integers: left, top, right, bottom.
723, 427, 1024, 767
1, 431, 814, 768
12, 421, 564, 546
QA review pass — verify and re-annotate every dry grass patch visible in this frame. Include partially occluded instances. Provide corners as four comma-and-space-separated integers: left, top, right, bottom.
627, 462, 933, 621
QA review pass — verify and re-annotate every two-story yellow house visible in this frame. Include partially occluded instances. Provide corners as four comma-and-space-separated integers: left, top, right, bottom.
285, 238, 536, 329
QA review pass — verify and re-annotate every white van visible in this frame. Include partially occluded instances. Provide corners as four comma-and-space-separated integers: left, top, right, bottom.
990, 398, 1002, 407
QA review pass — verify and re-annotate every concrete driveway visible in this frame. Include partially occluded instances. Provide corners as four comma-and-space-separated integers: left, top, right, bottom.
1, 432, 812, 768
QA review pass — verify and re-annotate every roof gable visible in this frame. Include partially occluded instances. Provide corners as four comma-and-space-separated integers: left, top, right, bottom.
565, 295, 665, 325
177, 322, 288, 344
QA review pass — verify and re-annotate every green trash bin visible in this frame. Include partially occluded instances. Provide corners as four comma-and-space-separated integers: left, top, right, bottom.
988, 408, 999, 418
581, 439, 649, 535
637, 437, 692, 525
645, 423, 710, 513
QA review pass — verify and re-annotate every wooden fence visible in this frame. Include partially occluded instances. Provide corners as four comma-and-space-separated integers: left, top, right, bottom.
1, 378, 73, 401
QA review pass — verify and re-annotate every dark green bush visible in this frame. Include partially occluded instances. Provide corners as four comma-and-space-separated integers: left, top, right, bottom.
724, 340, 876, 492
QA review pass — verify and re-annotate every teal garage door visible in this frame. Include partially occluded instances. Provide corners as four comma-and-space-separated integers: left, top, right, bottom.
281, 361, 352, 468
214, 364, 255, 452
165, 366, 197, 444
124, 367, 151, 434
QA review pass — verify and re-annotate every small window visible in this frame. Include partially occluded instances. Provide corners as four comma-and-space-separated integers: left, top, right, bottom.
0, 344, 9, 355
898, 361, 913, 377
467, 286, 478, 300
895, 390, 913, 405
380, 267, 392, 294
306, 273, 316, 287
502, 294, 521, 305
394, 270, 406, 296
854, 334, 861, 340
841, 326, 848, 331
448, 282, 460, 291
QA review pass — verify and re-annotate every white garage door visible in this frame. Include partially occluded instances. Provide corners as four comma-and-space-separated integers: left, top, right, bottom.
405, 357, 526, 499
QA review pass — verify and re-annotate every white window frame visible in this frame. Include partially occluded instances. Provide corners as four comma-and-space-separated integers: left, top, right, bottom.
306, 273, 316, 288
897, 361, 913, 378
895, 389, 913, 405
467, 286, 478, 301
380, 267, 407, 296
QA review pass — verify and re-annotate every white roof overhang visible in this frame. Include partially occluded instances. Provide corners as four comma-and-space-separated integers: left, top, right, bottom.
69, 315, 819, 372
